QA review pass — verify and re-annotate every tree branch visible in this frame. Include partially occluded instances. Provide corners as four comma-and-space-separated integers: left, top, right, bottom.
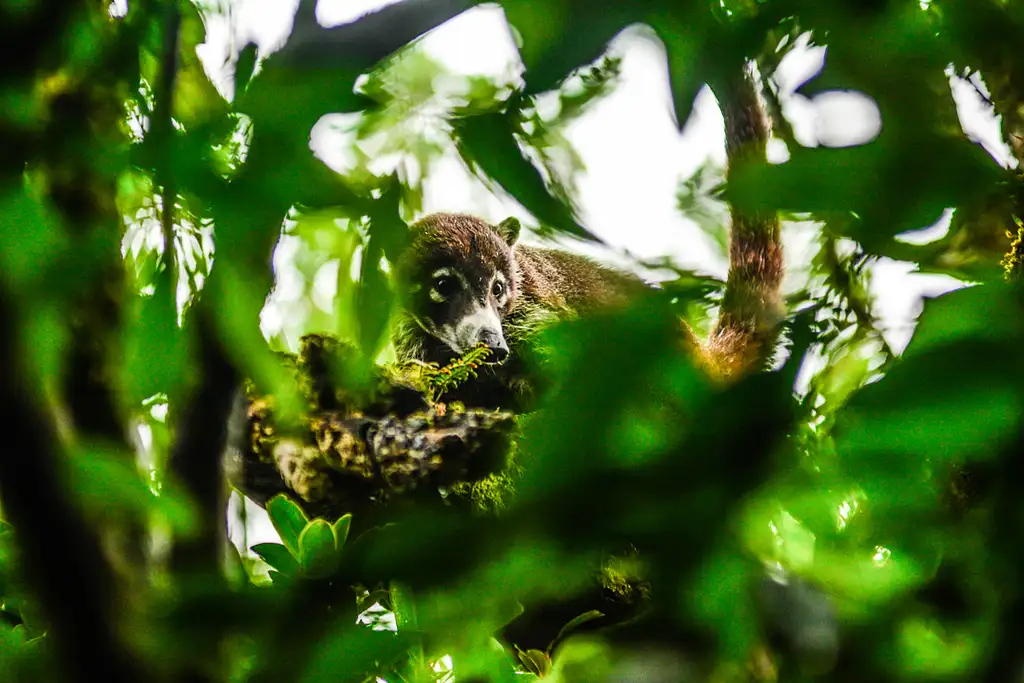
152, 0, 182, 277
226, 336, 516, 523
168, 312, 240, 575
274, 0, 477, 71
0, 287, 143, 683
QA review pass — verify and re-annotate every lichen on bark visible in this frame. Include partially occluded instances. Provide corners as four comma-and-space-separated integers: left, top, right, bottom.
229, 334, 519, 519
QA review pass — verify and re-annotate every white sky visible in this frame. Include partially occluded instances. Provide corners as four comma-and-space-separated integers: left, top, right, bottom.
198, 0, 1015, 551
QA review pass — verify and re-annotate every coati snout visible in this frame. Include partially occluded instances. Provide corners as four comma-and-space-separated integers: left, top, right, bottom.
395, 213, 521, 365
414, 264, 511, 361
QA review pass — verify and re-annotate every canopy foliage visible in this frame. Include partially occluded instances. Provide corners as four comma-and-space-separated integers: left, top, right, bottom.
2, 1, 1024, 682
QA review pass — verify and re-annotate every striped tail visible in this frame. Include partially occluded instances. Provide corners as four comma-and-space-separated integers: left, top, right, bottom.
706, 63, 785, 379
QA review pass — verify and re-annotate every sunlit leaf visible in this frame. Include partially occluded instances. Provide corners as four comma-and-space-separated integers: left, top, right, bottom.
266, 495, 309, 559
331, 514, 352, 550
299, 518, 339, 578
519, 648, 551, 677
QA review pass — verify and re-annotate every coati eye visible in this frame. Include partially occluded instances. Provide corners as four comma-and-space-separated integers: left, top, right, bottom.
430, 275, 460, 302
492, 280, 505, 298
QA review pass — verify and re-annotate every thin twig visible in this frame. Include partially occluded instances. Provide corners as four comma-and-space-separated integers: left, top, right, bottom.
153, 0, 182, 279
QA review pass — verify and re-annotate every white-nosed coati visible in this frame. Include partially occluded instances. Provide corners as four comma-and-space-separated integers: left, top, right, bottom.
392, 65, 783, 410
392, 211, 650, 410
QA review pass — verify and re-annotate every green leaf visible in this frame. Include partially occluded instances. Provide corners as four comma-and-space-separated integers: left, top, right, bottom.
20, 302, 68, 410
239, 57, 366, 139
208, 262, 304, 426
904, 284, 1022, 358
12, 601, 44, 637
841, 342, 1023, 466
299, 620, 414, 683
516, 296, 703, 498
686, 549, 758, 661
650, 8, 714, 131
331, 514, 352, 550
120, 280, 189, 408
518, 648, 551, 677
845, 383, 1021, 470
0, 187, 66, 293
504, 0, 716, 131
66, 444, 198, 535
495, 598, 526, 630
548, 636, 612, 682
774, 510, 816, 571
298, 519, 339, 579
389, 580, 418, 632
553, 610, 604, 648
266, 569, 293, 587
251, 542, 299, 576
389, 579, 426, 678
502, 0, 632, 95
726, 137, 1002, 250
353, 183, 406, 372
234, 42, 259, 99
266, 495, 309, 559
453, 108, 595, 242
174, 0, 230, 128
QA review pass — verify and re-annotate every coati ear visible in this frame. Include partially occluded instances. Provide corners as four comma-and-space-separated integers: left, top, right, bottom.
496, 217, 521, 246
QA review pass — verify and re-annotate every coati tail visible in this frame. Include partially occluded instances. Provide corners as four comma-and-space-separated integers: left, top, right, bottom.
705, 63, 784, 379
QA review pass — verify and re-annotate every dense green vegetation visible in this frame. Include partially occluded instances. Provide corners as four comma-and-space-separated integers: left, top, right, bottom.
3, 1, 1024, 682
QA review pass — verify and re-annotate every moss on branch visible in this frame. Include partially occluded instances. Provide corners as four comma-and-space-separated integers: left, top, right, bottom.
228, 334, 518, 519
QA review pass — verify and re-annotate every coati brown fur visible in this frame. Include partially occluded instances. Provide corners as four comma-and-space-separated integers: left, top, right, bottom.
392, 212, 648, 410
704, 65, 785, 379
392, 66, 784, 409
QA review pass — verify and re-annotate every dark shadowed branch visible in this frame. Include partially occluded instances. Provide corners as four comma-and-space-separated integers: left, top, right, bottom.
168, 314, 240, 575
148, 0, 238, 581
152, 0, 182, 270
276, 0, 477, 70
0, 288, 144, 683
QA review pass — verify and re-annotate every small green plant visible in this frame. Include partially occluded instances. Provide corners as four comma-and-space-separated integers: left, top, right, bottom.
251, 495, 352, 583
406, 344, 495, 405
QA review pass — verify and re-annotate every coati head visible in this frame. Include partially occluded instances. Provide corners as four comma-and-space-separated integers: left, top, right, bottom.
394, 212, 522, 365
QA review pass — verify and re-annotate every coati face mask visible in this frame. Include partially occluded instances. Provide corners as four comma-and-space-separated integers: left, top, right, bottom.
399, 216, 521, 363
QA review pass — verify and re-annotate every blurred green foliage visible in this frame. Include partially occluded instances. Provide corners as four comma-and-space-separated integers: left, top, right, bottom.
3, 0, 1024, 682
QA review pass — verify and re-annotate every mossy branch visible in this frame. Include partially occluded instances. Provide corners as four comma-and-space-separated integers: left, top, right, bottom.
227, 335, 517, 520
